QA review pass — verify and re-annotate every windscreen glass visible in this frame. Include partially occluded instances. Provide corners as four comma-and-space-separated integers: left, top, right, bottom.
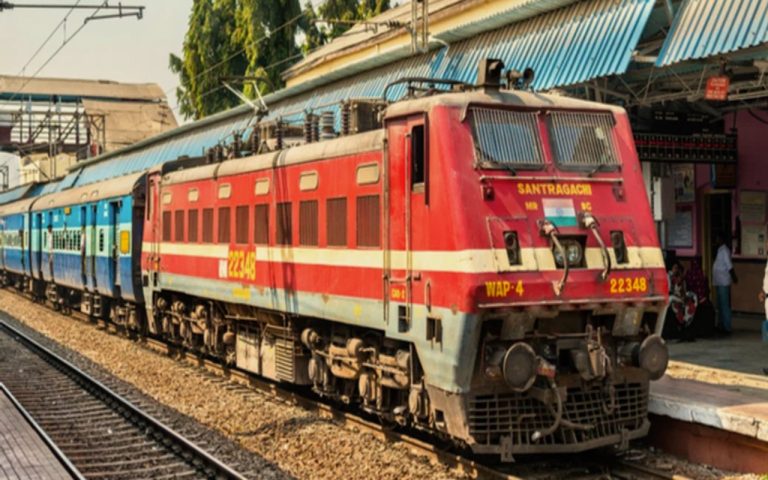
469, 108, 544, 169
547, 111, 620, 169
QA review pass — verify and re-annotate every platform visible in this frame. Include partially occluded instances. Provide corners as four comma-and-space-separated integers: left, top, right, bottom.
0, 384, 81, 480
647, 314, 768, 473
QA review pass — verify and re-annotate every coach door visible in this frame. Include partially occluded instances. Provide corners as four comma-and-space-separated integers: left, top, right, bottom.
109, 201, 120, 289
385, 114, 427, 333
89, 204, 98, 291
34, 213, 43, 279
79, 207, 86, 286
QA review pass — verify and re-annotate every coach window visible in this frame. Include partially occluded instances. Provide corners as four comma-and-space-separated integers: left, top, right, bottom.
162, 211, 172, 242
356, 195, 380, 247
202, 208, 214, 243
411, 124, 426, 193
188, 210, 199, 243
174, 210, 185, 242
299, 200, 318, 246
218, 207, 231, 243
235, 205, 249, 244
326, 198, 347, 247
276, 202, 292, 245
254, 204, 269, 244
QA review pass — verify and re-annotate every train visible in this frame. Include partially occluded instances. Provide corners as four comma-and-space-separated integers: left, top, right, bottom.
0, 59, 669, 461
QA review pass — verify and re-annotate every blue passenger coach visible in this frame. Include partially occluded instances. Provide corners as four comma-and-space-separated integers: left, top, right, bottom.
0, 197, 37, 287
28, 172, 147, 326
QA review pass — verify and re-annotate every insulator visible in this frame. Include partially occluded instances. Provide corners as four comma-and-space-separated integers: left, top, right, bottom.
303, 113, 313, 144
232, 133, 242, 158
275, 119, 284, 150
311, 115, 320, 143
320, 111, 336, 140
341, 102, 351, 136
250, 130, 259, 154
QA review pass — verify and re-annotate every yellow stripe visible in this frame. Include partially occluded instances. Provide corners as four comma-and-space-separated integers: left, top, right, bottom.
145, 242, 664, 274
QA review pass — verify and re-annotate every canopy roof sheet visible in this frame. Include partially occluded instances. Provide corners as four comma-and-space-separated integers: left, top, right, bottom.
0, 75, 166, 102
657, 0, 768, 66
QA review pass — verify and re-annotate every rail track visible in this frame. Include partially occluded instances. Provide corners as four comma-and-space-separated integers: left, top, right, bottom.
0, 320, 246, 480
142, 336, 685, 480
1, 302, 685, 480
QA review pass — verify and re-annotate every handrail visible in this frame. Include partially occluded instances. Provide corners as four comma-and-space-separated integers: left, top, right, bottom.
581, 213, 612, 281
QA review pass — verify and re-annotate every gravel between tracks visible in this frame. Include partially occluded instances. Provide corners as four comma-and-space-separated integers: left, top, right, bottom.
0, 290, 466, 480
0, 290, 761, 480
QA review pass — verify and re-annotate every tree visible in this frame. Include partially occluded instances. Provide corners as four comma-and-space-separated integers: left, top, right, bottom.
317, 0, 390, 39
170, 0, 388, 120
171, 0, 302, 120
170, 0, 249, 119
299, 1, 326, 54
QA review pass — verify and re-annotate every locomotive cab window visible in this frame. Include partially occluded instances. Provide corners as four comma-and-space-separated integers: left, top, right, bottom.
469, 107, 544, 170
547, 111, 620, 172
411, 124, 426, 191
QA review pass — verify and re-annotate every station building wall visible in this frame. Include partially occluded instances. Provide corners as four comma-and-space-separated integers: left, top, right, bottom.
669, 111, 768, 315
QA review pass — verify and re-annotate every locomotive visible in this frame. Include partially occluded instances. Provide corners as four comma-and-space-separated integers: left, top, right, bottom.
0, 60, 669, 460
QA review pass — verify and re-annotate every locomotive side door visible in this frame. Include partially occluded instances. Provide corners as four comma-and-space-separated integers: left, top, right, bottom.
141, 171, 161, 332
385, 114, 427, 333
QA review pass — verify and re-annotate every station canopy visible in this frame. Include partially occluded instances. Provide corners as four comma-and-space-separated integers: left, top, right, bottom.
14, 0, 768, 195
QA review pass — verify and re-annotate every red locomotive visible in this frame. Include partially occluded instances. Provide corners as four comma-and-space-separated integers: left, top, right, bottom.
143, 61, 669, 459
0, 60, 669, 460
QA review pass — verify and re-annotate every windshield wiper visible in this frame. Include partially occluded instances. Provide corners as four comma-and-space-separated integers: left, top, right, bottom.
587, 164, 608, 177
499, 162, 517, 176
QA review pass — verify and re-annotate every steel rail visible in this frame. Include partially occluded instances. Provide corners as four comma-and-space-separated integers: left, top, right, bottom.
0, 383, 86, 480
2, 294, 681, 480
0, 320, 246, 480
146, 339, 682, 480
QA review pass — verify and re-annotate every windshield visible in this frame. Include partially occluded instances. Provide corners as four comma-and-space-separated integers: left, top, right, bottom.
469, 107, 544, 169
469, 107, 621, 171
548, 111, 620, 170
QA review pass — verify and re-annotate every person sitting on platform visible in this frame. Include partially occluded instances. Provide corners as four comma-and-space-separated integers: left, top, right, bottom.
665, 261, 697, 341
685, 258, 715, 338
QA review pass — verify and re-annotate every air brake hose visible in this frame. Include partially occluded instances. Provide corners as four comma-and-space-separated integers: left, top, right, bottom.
582, 213, 612, 281
540, 220, 568, 296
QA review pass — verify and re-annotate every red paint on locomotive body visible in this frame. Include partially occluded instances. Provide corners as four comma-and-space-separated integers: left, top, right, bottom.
141, 89, 669, 457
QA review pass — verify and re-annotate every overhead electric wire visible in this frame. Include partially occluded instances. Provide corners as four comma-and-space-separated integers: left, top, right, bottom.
16, 0, 83, 77
8, 0, 106, 104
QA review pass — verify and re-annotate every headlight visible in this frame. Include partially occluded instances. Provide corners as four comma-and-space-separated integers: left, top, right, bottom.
553, 240, 583, 267
611, 230, 628, 264
503, 231, 521, 266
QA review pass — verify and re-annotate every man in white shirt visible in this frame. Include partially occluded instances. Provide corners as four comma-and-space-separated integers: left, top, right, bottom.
712, 233, 736, 334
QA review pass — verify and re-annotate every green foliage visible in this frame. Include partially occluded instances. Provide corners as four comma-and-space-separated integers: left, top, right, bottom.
171, 0, 301, 120
171, 0, 391, 120
317, 0, 390, 38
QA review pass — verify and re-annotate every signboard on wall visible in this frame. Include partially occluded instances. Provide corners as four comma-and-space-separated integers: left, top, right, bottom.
705, 76, 730, 101
742, 224, 766, 257
740, 190, 767, 257
740, 191, 766, 223
668, 205, 693, 248
672, 163, 695, 202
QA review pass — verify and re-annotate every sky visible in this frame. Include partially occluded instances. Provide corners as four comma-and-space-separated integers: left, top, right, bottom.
0, 1, 402, 125
1, 0, 193, 120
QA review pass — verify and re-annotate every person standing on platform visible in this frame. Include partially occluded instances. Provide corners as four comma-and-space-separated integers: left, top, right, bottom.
712, 233, 737, 335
